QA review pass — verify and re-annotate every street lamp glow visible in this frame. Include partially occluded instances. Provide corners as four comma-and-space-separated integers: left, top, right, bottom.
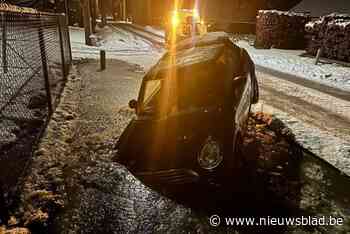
172, 11, 179, 27
193, 9, 199, 19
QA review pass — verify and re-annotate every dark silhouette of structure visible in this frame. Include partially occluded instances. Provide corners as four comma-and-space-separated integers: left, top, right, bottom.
127, 0, 303, 25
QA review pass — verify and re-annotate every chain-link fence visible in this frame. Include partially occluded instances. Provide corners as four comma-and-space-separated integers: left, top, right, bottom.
0, 5, 71, 220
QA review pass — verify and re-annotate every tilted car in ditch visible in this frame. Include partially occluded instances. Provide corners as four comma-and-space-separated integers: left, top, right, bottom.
116, 32, 259, 185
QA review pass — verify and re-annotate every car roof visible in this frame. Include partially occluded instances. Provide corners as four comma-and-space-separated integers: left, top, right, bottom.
146, 32, 238, 80
173, 9, 195, 14
174, 32, 233, 50
157, 43, 224, 70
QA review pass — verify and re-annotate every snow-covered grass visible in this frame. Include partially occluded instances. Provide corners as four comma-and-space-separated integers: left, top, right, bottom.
69, 26, 164, 69
236, 40, 350, 92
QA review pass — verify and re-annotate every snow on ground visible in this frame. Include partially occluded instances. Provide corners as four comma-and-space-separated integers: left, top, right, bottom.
236, 40, 350, 92
144, 26, 165, 37
69, 26, 164, 69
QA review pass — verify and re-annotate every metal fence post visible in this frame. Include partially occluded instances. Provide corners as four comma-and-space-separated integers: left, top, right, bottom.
64, 13, 72, 64
58, 16, 67, 78
64, 0, 69, 25
100, 50, 106, 70
67, 25, 72, 63
38, 15, 54, 115
1, 12, 8, 74
0, 183, 8, 225
59, 11, 72, 64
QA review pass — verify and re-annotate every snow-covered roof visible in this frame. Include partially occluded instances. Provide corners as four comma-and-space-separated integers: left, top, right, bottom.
258, 10, 309, 17
292, 0, 350, 16
174, 31, 231, 51
305, 13, 350, 31
156, 43, 224, 72
0, 3, 37, 13
147, 32, 242, 77
328, 19, 350, 28
0, 2, 55, 15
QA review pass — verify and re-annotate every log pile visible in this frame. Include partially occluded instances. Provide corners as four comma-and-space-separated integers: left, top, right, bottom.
0, 3, 38, 14
255, 10, 311, 49
305, 14, 350, 62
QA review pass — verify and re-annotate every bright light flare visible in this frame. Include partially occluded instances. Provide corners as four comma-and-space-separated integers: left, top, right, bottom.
192, 9, 199, 19
171, 11, 179, 27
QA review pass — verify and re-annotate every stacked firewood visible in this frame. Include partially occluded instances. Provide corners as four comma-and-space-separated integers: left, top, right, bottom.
305, 14, 350, 62
255, 10, 311, 49
0, 3, 38, 14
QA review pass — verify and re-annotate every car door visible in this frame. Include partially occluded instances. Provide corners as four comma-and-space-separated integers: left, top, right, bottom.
233, 51, 252, 135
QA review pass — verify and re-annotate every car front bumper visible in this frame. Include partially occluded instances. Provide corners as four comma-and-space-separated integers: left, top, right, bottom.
135, 169, 200, 185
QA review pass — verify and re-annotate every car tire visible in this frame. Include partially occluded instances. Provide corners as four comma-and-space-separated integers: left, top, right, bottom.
233, 131, 245, 168
218, 130, 242, 177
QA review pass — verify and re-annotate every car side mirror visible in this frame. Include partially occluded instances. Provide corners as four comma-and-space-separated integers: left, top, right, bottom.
232, 76, 246, 99
129, 99, 138, 110
232, 76, 245, 87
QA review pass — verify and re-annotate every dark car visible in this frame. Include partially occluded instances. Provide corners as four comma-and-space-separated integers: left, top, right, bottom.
116, 32, 259, 185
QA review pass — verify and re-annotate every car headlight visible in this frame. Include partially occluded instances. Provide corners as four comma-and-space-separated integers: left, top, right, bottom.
197, 136, 223, 170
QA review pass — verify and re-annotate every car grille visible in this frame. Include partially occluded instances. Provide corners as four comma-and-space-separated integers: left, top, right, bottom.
135, 169, 200, 185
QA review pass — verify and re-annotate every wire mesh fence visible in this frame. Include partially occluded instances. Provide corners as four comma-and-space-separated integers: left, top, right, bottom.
0, 6, 71, 219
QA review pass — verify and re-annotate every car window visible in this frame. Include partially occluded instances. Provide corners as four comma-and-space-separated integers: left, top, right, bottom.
143, 79, 161, 106
176, 68, 225, 111
139, 79, 162, 116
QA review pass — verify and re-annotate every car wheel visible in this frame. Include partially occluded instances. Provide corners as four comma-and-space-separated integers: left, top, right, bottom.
197, 136, 225, 171
233, 131, 245, 168
211, 130, 244, 184
195, 128, 249, 180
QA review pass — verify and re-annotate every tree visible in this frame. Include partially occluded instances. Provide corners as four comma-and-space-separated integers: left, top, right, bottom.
90, 0, 97, 33
99, 0, 107, 26
81, 0, 92, 45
